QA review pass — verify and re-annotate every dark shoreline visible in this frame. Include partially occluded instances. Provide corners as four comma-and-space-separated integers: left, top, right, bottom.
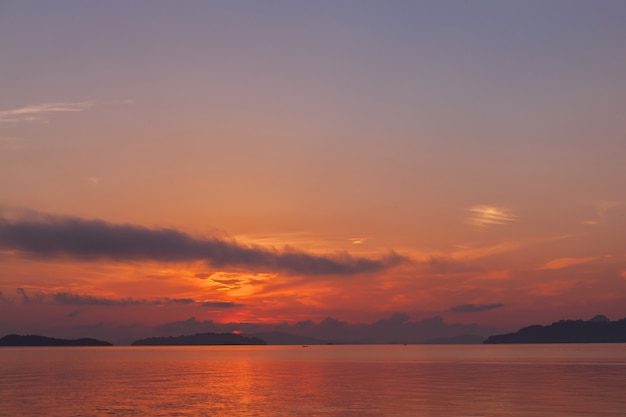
0, 334, 113, 347
485, 317, 626, 344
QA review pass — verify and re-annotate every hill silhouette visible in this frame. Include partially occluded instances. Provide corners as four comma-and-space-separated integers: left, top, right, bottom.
484, 315, 626, 344
0, 334, 113, 346
132, 332, 266, 346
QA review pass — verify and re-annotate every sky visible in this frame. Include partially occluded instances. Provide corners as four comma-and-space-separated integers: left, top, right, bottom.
1, 1, 626, 344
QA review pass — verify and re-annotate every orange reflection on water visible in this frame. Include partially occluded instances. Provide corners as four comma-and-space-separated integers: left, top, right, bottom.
1, 345, 625, 416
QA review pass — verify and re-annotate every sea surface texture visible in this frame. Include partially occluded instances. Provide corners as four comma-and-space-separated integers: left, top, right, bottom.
1, 344, 625, 416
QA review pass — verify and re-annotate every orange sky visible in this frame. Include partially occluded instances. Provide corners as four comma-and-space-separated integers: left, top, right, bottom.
1, 1, 626, 343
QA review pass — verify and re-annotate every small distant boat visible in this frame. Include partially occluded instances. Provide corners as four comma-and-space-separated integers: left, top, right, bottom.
302, 345, 309, 348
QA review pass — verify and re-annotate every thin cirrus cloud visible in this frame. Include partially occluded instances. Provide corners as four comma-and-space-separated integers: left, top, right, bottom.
467, 205, 518, 227
0, 136, 25, 147
583, 200, 622, 225
0, 213, 405, 276
0, 101, 94, 124
536, 257, 596, 270
450, 303, 505, 313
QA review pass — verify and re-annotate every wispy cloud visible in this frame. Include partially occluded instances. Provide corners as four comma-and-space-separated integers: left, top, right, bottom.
0, 212, 405, 276
450, 303, 505, 313
527, 279, 582, 297
583, 200, 622, 225
0, 136, 29, 151
0, 101, 94, 124
427, 257, 483, 274
536, 257, 596, 270
451, 241, 523, 261
467, 205, 518, 227
349, 237, 367, 244
0, 136, 24, 143
452, 234, 573, 261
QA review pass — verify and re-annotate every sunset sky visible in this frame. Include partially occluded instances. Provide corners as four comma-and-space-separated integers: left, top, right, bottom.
1, 1, 626, 343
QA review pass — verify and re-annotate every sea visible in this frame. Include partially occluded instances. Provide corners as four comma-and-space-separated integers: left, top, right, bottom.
1, 344, 625, 416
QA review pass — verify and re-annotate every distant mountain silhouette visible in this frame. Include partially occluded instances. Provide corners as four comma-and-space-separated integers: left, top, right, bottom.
0, 334, 112, 346
423, 334, 486, 344
484, 316, 626, 344
131, 332, 266, 346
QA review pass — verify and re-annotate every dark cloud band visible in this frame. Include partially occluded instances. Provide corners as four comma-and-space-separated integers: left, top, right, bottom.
13, 288, 243, 309
0, 214, 404, 275
450, 303, 505, 313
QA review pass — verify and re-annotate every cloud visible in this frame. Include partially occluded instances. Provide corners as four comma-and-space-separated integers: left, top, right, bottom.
201, 301, 240, 308
349, 237, 366, 244
536, 257, 596, 270
67, 310, 83, 318
467, 205, 518, 227
0, 291, 12, 304
0, 101, 94, 124
0, 136, 26, 150
583, 200, 622, 225
151, 313, 497, 344
450, 303, 505, 313
427, 257, 483, 274
0, 213, 405, 275
527, 279, 582, 297
170, 298, 195, 304
52, 292, 144, 306
13, 288, 46, 304
0, 137, 22, 142
374, 312, 410, 326
15, 289, 241, 309
17, 287, 31, 304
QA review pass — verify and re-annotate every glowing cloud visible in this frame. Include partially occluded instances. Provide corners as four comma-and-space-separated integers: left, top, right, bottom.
349, 237, 366, 244
467, 205, 518, 227
0, 101, 93, 124
536, 257, 595, 270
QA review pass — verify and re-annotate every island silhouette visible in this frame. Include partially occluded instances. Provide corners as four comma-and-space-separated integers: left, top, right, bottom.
4, 314, 625, 346
131, 332, 267, 346
484, 315, 626, 344
0, 334, 112, 346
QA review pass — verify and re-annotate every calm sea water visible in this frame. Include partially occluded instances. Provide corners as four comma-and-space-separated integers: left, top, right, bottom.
1, 344, 625, 416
